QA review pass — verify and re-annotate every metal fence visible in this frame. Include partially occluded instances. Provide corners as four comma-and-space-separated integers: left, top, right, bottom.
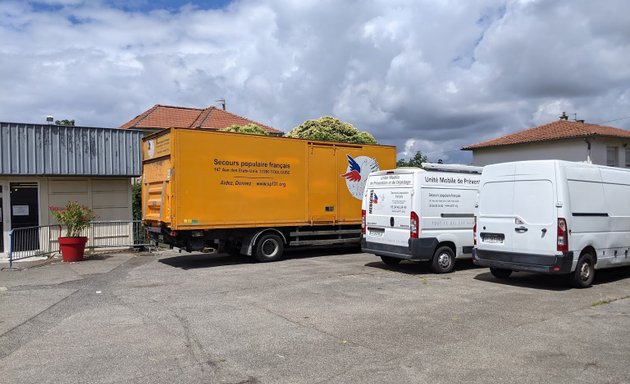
7, 220, 150, 268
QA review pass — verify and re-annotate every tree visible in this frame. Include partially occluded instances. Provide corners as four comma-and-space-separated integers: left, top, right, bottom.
286, 116, 377, 144
219, 123, 269, 136
132, 181, 142, 220
396, 151, 427, 168
55, 119, 75, 126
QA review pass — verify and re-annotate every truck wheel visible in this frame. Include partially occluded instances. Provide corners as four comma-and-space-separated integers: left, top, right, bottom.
570, 252, 594, 288
490, 267, 512, 279
254, 234, 284, 262
431, 246, 455, 273
380, 256, 401, 265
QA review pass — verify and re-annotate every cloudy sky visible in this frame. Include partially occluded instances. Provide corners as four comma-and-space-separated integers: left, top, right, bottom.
1, 0, 630, 162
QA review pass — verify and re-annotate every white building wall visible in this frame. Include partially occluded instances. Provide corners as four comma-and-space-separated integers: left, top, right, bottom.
1, 176, 132, 258
46, 178, 132, 223
471, 139, 589, 166
470, 137, 630, 167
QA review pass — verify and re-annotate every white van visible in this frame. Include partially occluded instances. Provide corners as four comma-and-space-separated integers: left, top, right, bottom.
361, 163, 482, 273
474, 160, 630, 288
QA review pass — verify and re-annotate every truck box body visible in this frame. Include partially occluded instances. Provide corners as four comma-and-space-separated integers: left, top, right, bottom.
361, 164, 482, 273
142, 128, 396, 259
473, 160, 630, 287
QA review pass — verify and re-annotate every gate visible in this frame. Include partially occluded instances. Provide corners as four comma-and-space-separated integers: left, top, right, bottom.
7, 220, 151, 268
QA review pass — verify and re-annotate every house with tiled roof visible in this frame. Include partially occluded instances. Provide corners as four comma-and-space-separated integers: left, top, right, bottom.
120, 104, 283, 136
463, 113, 630, 168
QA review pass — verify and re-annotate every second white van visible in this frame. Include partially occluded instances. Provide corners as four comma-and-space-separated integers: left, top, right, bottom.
473, 160, 630, 288
361, 163, 482, 273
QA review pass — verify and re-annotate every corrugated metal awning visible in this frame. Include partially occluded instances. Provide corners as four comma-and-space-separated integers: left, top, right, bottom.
0, 122, 143, 176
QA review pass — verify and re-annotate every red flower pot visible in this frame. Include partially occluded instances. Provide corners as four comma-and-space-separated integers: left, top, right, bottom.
58, 237, 88, 262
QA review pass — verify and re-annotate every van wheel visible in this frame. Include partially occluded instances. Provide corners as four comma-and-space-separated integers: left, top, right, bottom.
254, 234, 284, 262
570, 253, 595, 288
380, 256, 401, 265
431, 246, 455, 274
490, 267, 512, 279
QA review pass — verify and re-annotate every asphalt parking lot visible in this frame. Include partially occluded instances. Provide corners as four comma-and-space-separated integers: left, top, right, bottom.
1, 248, 630, 384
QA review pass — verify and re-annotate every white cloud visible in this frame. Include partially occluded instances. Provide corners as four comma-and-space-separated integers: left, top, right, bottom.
1, 0, 630, 164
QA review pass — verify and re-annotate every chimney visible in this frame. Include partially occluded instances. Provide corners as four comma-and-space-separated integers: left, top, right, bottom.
576, 119, 585, 123
559, 112, 568, 120
216, 98, 226, 111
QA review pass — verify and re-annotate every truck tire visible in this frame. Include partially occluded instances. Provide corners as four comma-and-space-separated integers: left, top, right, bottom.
570, 252, 594, 288
380, 256, 401, 265
254, 233, 284, 262
431, 246, 455, 273
490, 267, 512, 279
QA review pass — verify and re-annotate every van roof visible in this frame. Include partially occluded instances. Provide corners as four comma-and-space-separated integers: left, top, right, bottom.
483, 159, 630, 173
370, 163, 482, 176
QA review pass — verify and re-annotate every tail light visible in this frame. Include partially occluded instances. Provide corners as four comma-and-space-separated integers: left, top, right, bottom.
557, 218, 568, 252
473, 216, 477, 246
410, 211, 419, 238
361, 210, 366, 234
169, 231, 177, 237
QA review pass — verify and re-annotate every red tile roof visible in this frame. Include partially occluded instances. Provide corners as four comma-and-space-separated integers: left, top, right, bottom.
120, 104, 283, 134
463, 119, 630, 150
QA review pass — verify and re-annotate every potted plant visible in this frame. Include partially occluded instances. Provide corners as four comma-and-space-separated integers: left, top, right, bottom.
50, 202, 97, 262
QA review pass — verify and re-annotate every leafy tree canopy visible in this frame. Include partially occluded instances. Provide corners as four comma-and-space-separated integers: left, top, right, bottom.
396, 151, 428, 168
55, 119, 75, 126
219, 123, 269, 136
286, 116, 377, 144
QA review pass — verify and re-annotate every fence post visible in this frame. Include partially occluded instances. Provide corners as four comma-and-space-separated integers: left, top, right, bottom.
8, 229, 13, 269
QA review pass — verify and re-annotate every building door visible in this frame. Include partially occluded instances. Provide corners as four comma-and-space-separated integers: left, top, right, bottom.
10, 182, 40, 251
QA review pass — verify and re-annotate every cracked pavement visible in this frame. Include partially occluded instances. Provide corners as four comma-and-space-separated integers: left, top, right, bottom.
1, 249, 630, 383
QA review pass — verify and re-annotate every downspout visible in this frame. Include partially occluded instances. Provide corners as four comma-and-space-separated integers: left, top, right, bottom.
584, 138, 592, 164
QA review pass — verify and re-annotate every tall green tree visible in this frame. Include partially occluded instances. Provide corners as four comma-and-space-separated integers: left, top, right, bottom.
396, 151, 428, 168
219, 123, 269, 135
55, 119, 75, 126
286, 116, 377, 144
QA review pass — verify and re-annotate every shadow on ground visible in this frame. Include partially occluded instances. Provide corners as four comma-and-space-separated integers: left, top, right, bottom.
472, 266, 630, 291
158, 245, 362, 270
364, 258, 480, 276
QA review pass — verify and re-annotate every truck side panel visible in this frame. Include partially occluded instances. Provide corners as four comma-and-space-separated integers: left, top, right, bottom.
174, 130, 308, 229
161, 129, 396, 230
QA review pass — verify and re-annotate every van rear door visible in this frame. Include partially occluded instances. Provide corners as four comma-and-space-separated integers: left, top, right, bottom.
478, 179, 516, 252
478, 162, 557, 255
364, 172, 414, 248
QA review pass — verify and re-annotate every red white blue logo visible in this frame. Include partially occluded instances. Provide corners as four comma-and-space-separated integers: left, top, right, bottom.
341, 154, 379, 200
371, 192, 379, 204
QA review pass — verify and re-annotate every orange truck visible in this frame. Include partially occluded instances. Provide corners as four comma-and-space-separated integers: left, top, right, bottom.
142, 128, 396, 261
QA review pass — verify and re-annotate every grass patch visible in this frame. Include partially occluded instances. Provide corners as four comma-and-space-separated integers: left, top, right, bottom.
591, 295, 630, 307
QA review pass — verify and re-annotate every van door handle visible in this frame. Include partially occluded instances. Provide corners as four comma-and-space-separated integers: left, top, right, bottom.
515, 226, 528, 233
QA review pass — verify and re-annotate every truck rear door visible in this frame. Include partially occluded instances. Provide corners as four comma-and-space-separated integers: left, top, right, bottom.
364, 173, 414, 248
142, 132, 172, 226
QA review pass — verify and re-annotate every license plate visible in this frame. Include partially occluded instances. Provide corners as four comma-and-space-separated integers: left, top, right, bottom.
482, 233, 504, 243
369, 229, 384, 237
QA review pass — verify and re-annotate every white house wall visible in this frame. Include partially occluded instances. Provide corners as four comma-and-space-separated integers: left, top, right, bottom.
45, 178, 132, 223
471, 139, 589, 166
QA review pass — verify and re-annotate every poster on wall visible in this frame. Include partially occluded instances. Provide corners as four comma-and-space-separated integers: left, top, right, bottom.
12, 205, 29, 216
